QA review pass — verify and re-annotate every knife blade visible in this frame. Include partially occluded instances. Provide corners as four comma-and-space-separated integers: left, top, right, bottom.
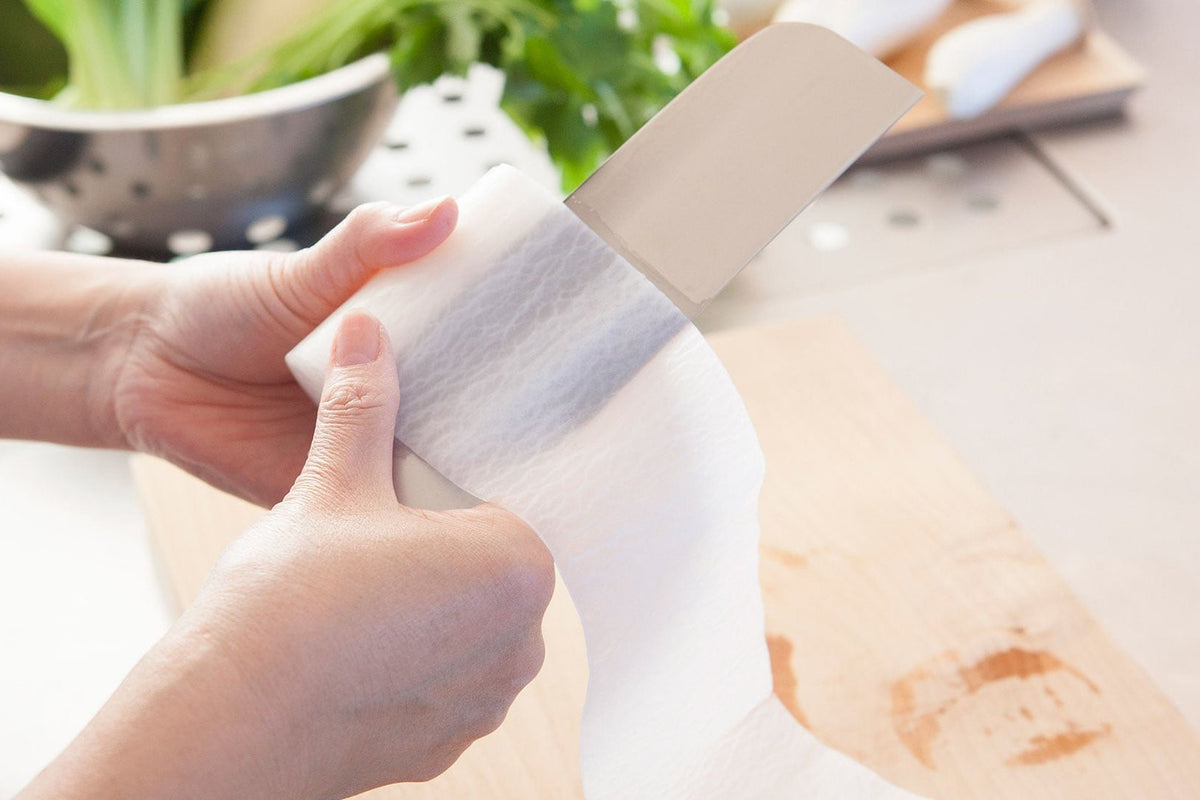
566, 22, 920, 319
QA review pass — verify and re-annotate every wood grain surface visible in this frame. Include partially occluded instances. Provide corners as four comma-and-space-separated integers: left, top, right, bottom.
131, 317, 1200, 798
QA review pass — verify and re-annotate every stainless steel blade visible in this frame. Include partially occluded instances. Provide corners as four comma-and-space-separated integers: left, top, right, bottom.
565, 23, 922, 318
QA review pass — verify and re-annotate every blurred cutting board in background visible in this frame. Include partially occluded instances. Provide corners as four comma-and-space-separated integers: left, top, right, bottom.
131, 318, 1200, 798
738, 0, 1146, 161
870, 0, 1146, 160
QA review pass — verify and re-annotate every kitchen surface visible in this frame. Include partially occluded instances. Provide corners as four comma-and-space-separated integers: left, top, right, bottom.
2, 0, 1198, 795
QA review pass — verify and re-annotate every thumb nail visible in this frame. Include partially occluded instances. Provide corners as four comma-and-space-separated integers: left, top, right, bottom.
332, 312, 382, 367
394, 196, 450, 225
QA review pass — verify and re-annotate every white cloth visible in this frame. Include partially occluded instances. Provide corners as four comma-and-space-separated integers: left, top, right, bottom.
287, 165, 920, 798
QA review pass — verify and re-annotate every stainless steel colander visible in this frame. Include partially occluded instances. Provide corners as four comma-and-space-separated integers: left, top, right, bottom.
0, 54, 396, 258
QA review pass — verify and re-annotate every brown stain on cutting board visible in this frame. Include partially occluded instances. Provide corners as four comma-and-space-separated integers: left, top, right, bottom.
959, 648, 1100, 695
767, 634, 810, 728
763, 546, 808, 569
1007, 724, 1113, 767
891, 648, 1107, 770
890, 669, 946, 769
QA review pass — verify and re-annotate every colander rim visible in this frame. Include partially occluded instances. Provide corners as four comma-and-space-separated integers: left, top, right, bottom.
0, 53, 391, 132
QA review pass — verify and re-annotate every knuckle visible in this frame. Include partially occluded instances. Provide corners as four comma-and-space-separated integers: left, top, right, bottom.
509, 634, 546, 691
463, 701, 511, 741
293, 451, 356, 502
407, 744, 464, 783
494, 538, 555, 622
331, 202, 393, 270
321, 378, 389, 419
343, 201, 391, 232
478, 705, 511, 738
452, 506, 555, 619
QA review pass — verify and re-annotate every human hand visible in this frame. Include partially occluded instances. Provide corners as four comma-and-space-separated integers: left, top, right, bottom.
20, 311, 554, 800
112, 198, 457, 506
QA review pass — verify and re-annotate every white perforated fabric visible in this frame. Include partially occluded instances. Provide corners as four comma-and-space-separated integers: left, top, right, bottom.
287, 165, 920, 798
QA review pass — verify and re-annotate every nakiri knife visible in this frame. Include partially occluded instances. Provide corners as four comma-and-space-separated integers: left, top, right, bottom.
289, 23, 921, 510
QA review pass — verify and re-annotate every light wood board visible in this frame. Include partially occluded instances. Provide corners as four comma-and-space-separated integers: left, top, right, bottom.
870, 0, 1146, 160
741, 0, 1146, 161
131, 317, 1200, 798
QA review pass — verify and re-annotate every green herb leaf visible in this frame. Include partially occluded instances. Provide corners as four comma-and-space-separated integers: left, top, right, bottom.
203, 0, 735, 189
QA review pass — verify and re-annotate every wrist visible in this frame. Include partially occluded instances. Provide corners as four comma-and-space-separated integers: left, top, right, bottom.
0, 252, 162, 448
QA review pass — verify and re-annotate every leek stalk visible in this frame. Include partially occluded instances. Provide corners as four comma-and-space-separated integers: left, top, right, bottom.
21, 0, 185, 108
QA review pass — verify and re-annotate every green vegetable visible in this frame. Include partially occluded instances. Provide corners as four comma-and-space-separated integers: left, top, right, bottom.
14, 0, 735, 189
0, 0, 69, 98
194, 0, 736, 188
18, 0, 199, 107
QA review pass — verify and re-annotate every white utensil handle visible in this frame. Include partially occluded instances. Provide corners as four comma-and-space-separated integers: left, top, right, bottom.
925, 0, 1088, 119
773, 0, 953, 58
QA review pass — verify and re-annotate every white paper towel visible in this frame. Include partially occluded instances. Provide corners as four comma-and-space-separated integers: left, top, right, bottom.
287, 166, 921, 798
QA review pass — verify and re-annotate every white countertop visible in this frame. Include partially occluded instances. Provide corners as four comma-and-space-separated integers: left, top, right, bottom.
2, 0, 1197, 791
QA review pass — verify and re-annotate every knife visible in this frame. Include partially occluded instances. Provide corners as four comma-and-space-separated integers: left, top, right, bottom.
292, 23, 921, 509
567, 22, 920, 319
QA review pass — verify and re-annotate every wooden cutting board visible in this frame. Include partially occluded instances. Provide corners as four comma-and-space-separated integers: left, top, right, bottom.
130, 317, 1200, 798
868, 0, 1146, 160
735, 0, 1147, 161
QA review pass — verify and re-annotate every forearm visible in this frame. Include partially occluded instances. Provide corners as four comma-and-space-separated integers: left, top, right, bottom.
0, 251, 157, 447
16, 607, 327, 800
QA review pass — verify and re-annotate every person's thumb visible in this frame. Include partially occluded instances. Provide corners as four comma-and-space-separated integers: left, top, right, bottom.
281, 198, 457, 328
291, 310, 400, 507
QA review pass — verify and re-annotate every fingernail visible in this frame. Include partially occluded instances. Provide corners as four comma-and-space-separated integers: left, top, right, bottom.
332, 311, 381, 367
394, 196, 450, 225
